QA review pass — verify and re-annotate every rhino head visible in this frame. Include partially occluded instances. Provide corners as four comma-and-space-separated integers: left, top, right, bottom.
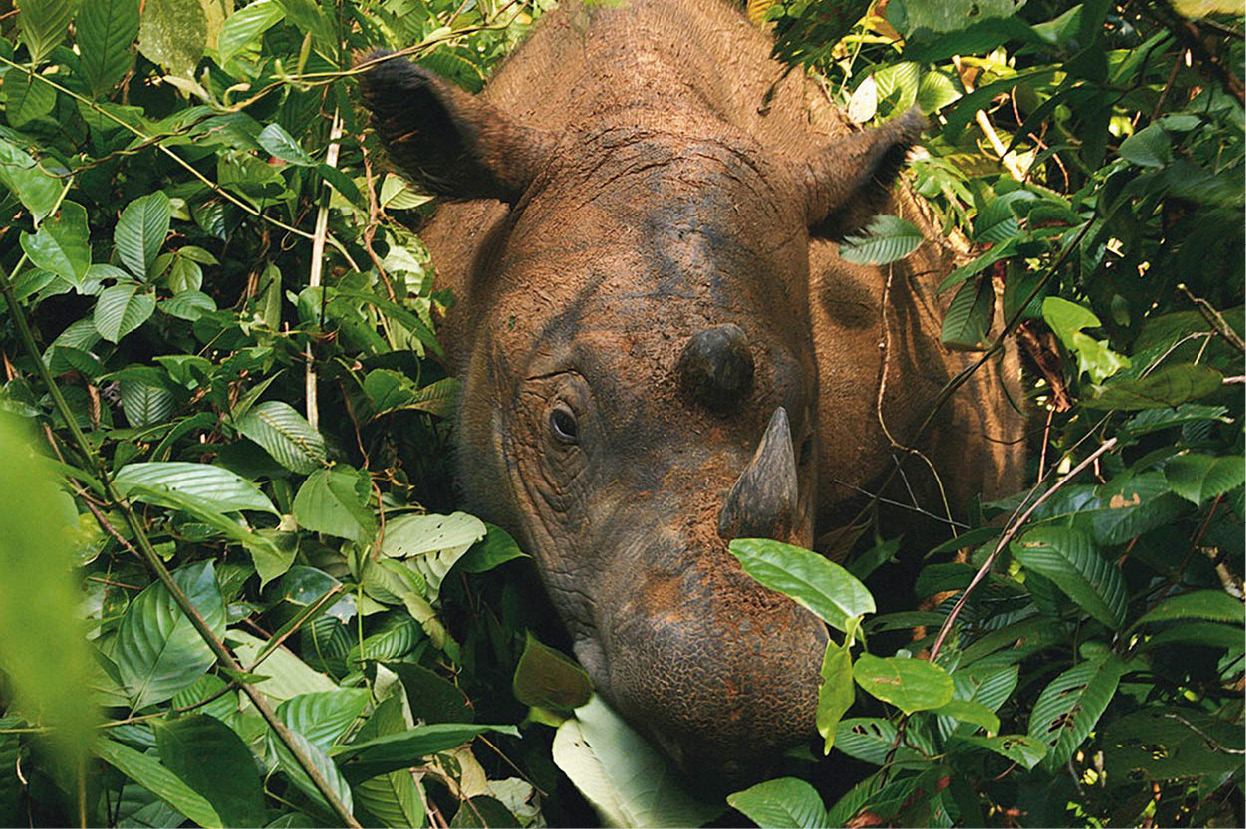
360, 53, 923, 786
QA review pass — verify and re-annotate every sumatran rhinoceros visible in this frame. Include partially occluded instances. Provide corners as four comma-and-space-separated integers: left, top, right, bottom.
360, 0, 1024, 786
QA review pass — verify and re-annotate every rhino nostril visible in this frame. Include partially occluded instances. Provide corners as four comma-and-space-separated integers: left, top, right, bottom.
676, 323, 754, 412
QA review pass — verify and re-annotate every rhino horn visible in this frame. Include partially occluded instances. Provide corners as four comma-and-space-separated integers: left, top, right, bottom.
718, 407, 798, 541
676, 323, 754, 413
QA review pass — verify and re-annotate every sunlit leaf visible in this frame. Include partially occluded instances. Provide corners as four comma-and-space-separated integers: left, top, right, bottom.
727, 777, 828, 829
1026, 654, 1126, 769
838, 214, 925, 265
236, 400, 326, 474
729, 538, 874, 632
853, 654, 954, 714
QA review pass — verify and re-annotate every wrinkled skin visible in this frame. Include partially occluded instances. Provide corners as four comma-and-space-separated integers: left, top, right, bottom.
360, 0, 1024, 788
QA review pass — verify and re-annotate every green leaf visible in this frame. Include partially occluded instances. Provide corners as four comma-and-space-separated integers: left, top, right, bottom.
1085, 364, 1224, 410
728, 538, 874, 632
95, 282, 155, 342
727, 777, 828, 829
114, 560, 225, 709
115, 462, 277, 514
381, 511, 486, 601
258, 123, 317, 166
932, 699, 999, 734
351, 697, 425, 828
137, 0, 205, 75
1043, 297, 1130, 383
168, 257, 202, 293
940, 277, 994, 351
456, 523, 529, 573
388, 662, 474, 724
95, 739, 223, 828
119, 378, 174, 427
936, 238, 1016, 293
267, 725, 355, 819
1103, 708, 1243, 781
76, 0, 139, 96
0, 137, 62, 221
833, 718, 932, 766
513, 632, 593, 714
838, 215, 925, 265
217, 0, 283, 65
235, 400, 326, 474
816, 624, 856, 754
19, 201, 89, 286
1135, 590, 1244, 627
974, 190, 1037, 244
152, 715, 267, 827
853, 654, 954, 714
1118, 124, 1171, 168
1164, 454, 1245, 505
225, 630, 338, 702
336, 723, 520, 782
1142, 621, 1245, 651
550, 696, 720, 828
115, 192, 171, 279
5, 72, 56, 126
16, 0, 78, 63
160, 289, 216, 321
1090, 471, 1187, 545
293, 467, 375, 541
0, 421, 97, 766
278, 689, 372, 750
1011, 526, 1126, 629
954, 734, 1046, 770
1121, 404, 1230, 438
1026, 654, 1125, 769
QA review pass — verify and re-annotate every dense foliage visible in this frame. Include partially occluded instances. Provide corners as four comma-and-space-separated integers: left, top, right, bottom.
0, 0, 1240, 826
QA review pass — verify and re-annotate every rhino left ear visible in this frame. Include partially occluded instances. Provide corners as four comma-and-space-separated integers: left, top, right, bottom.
358, 51, 555, 204
804, 108, 927, 239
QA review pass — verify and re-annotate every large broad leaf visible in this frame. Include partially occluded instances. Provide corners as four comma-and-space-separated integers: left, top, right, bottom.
293, 467, 375, 541
1164, 454, 1245, 505
95, 282, 156, 342
974, 190, 1038, 244
551, 696, 719, 828
512, 633, 592, 714
816, 627, 856, 753
1085, 364, 1224, 410
217, 0, 284, 65
137, 0, 206, 75
152, 715, 267, 827
932, 699, 999, 734
119, 378, 175, 427
1027, 654, 1126, 769
940, 276, 994, 351
115, 462, 277, 514
76, 0, 140, 96
388, 662, 474, 724
0, 137, 61, 222
335, 723, 520, 783
728, 538, 874, 632
350, 696, 425, 829
16, 0, 76, 63
267, 726, 355, 820
225, 630, 338, 702
1011, 526, 1126, 629
1134, 590, 1244, 628
838, 214, 925, 265
278, 689, 372, 750
114, 560, 225, 710
833, 718, 933, 766
727, 777, 828, 829
457, 523, 529, 573
937, 661, 1017, 740
5, 72, 56, 127
19, 201, 90, 284
381, 511, 486, 601
115, 192, 171, 280
1090, 471, 1187, 545
257, 123, 317, 166
1103, 708, 1243, 781
1117, 123, 1171, 168
953, 734, 1046, 770
95, 739, 224, 828
853, 654, 954, 714
236, 400, 327, 474
0, 421, 97, 766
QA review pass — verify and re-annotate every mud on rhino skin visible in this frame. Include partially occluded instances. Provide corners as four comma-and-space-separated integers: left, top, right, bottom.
358, 0, 1025, 789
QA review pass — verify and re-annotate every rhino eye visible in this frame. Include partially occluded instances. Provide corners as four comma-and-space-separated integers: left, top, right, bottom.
550, 405, 579, 444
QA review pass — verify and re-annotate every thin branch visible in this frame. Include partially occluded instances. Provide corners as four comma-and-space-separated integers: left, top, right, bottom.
930, 437, 1119, 660
306, 108, 345, 431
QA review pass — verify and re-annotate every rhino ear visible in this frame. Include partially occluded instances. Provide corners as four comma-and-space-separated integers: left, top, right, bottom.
357, 51, 555, 204
804, 108, 926, 239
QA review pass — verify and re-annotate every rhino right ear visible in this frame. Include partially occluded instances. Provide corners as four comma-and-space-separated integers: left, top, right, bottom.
357, 51, 555, 204
804, 108, 927, 239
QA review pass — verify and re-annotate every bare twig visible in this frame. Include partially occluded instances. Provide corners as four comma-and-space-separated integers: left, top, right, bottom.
306, 109, 345, 430
930, 437, 1119, 660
